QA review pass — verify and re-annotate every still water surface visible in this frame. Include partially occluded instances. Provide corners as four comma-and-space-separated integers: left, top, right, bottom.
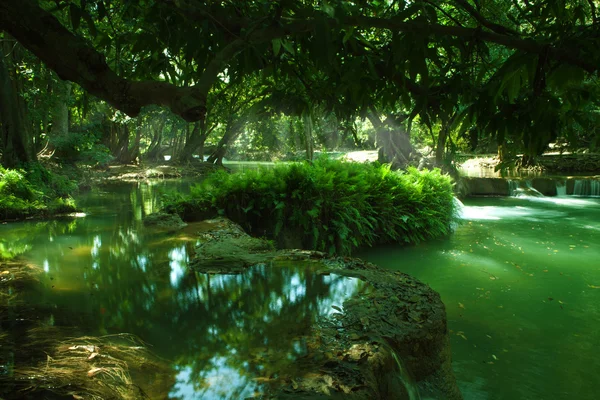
359, 195, 600, 400
2, 181, 600, 399
1, 181, 368, 398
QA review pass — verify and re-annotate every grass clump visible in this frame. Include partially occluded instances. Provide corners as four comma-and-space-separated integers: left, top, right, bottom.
0, 164, 77, 221
164, 159, 456, 255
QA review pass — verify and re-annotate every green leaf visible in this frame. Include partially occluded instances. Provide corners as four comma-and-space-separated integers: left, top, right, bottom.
281, 40, 295, 55
272, 39, 282, 56
342, 27, 355, 44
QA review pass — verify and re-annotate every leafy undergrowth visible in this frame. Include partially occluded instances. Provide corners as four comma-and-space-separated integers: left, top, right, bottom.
0, 164, 77, 221
163, 159, 456, 255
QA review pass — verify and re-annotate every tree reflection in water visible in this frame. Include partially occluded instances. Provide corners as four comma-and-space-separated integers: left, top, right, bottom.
3, 182, 372, 398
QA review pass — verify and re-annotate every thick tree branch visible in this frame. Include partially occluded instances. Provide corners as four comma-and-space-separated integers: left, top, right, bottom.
344, 16, 598, 73
1, 0, 597, 126
0, 0, 205, 121
452, 0, 520, 36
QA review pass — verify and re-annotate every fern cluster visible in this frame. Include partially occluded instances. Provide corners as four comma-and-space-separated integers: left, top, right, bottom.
164, 159, 456, 255
0, 165, 77, 221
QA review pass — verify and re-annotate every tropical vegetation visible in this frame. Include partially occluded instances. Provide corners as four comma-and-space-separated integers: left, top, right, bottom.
0, 0, 599, 174
164, 159, 456, 255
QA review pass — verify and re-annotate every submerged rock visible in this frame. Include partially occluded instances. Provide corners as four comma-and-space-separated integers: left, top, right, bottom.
189, 218, 463, 399
143, 212, 187, 231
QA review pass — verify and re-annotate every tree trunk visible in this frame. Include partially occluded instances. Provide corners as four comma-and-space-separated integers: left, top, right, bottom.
302, 110, 314, 161
0, 45, 34, 167
207, 119, 243, 165
145, 119, 167, 161
366, 108, 412, 169
435, 114, 456, 165
177, 121, 212, 163
50, 79, 71, 138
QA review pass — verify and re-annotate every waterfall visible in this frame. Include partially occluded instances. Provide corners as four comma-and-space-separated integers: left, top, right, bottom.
555, 180, 567, 196
391, 350, 422, 400
507, 180, 519, 196
524, 181, 544, 197
573, 180, 600, 197
509, 180, 544, 197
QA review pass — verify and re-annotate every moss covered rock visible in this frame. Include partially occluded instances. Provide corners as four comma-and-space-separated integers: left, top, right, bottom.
188, 218, 463, 399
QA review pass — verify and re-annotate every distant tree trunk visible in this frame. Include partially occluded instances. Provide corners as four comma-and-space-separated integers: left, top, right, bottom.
50, 79, 71, 138
302, 110, 314, 161
367, 108, 412, 169
0, 44, 34, 167
102, 120, 138, 164
176, 121, 213, 163
128, 126, 142, 164
290, 118, 302, 151
435, 114, 456, 165
207, 119, 243, 165
145, 118, 167, 161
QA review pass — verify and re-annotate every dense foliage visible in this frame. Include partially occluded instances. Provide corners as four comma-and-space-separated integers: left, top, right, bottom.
164, 159, 456, 255
2, 0, 600, 171
0, 166, 77, 220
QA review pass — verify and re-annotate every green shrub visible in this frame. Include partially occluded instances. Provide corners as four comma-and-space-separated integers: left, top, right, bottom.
0, 165, 77, 220
164, 159, 456, 255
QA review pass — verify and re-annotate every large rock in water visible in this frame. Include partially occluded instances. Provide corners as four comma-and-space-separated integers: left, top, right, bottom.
190, 218, 463, 399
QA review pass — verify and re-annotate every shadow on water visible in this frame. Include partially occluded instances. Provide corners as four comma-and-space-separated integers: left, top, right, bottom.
1, 180, 383, 398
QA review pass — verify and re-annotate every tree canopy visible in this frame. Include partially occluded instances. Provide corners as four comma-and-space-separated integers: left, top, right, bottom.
1, 0, 600, 166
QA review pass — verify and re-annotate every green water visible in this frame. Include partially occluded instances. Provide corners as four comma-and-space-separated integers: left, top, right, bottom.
0, 181, 370, 398
358, 195, 600, 400
3, 181, 600, 399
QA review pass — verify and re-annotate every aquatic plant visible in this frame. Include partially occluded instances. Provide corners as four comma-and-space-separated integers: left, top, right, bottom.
164, 159, 456, 255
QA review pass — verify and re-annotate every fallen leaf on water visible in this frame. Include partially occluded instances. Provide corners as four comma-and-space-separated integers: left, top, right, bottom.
486, 335, 492, 339
458, 302, 465, 309
548, 297, 554, 301
492, 355, 498, 360
588, 285, 600, 289
558, 300, 565, 304
543, 270, 548, 273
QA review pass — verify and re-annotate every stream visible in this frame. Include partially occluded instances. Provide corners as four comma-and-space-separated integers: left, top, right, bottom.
2, 180, 600, 399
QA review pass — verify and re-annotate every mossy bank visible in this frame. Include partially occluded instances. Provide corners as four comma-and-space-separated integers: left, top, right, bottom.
0, 165, 77, 221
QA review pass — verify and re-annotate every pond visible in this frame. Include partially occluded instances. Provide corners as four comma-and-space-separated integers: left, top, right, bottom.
358, 195, 600, 400
2, 180, 599, 399
0, 180, 371, 398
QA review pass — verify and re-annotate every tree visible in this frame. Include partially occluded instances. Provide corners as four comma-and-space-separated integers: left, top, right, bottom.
1, 0, 599, 167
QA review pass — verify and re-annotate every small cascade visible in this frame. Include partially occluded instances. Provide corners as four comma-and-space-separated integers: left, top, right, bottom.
507, 180, 519, 196
391, 350, 421, 400
523, 180, 544, 197
509, 180, 544, 197
573, 180, 600, 197
555, 180, 567, 196
451, 197, 465, 230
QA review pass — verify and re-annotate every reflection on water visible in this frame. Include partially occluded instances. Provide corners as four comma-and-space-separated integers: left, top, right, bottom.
358, 196, 600, 400
0, 181, 369, 398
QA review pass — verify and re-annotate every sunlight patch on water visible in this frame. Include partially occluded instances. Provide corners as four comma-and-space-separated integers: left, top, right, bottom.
169, 246, 188, 287
460, 205, 566, 221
